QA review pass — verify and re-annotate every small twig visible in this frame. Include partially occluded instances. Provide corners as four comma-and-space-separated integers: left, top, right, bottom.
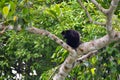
74, 50, 98, 67
77, 0, 106, 26
91, 0, 107, 14
48, 66, 61, 80
92, 21, 105, 26
0, 26, 7, 35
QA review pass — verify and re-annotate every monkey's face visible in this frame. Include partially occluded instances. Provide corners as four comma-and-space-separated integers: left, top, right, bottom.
61, 31, 65, 38
61, 30, 70, 39
62, 30, 75, 38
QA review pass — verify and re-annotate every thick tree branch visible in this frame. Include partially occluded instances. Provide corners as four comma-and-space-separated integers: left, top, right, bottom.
27, 27, 80, 80
77, 31, 120, 55
27, 27, 76, 54
75, 31, 120, 67
26, 26, 120, 80
74, 39, 120, 68
53, 31, 120, 80
105, 0, 119, 38
77, 0, 106, 26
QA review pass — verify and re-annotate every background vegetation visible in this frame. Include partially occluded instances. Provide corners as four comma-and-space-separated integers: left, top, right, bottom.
0, 0, 120, 80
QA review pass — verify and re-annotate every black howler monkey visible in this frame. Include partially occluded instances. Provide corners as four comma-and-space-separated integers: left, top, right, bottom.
61, 29, 81, 49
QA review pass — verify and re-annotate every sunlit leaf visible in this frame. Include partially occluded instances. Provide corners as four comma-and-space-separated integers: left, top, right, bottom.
90, 68, 96, 75
45, 9, 57, 19
3, 6, 10, 18
13, 16, 18, 22
91, 56, 97, 64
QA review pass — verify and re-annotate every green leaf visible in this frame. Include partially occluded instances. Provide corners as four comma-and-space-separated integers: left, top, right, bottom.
9, 1, 16, 16
22, 8, 29, 15
45, 9, 57, 19
3, 6, 10, 18
90, 68, 96, 75
91, 56, 97, 64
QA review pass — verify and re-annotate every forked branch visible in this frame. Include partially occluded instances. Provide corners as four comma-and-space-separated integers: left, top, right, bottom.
77, 0, 106, 26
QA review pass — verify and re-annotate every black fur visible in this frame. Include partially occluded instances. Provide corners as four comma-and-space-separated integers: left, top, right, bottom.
61, 30, 81, 49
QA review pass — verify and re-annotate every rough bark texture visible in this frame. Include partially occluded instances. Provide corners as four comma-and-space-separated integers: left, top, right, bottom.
0, 0, 119, 80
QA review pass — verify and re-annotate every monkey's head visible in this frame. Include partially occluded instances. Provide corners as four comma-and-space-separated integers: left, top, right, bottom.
61, 30, 79, 39
61, 29, 81, 49
61, 30, 70, 39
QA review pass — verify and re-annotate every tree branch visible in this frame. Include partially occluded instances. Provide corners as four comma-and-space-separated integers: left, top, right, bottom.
0, 25, 7, 35
0, 24, 21, 34
77, 34, 111, 54
26, 0, 120, 79
105, 0, 119, 39
27, 27, 120, 79
91, 0, 107, 14
77, 0, 106, 26
78, 0, 120, 39
107, 0, 120, 14
74, 50, 98, 66
27, 27, 76, 54
53, 31, 120, 80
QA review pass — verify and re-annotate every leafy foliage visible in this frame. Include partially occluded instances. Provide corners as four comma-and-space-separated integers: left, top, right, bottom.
0, 0, 120, 80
